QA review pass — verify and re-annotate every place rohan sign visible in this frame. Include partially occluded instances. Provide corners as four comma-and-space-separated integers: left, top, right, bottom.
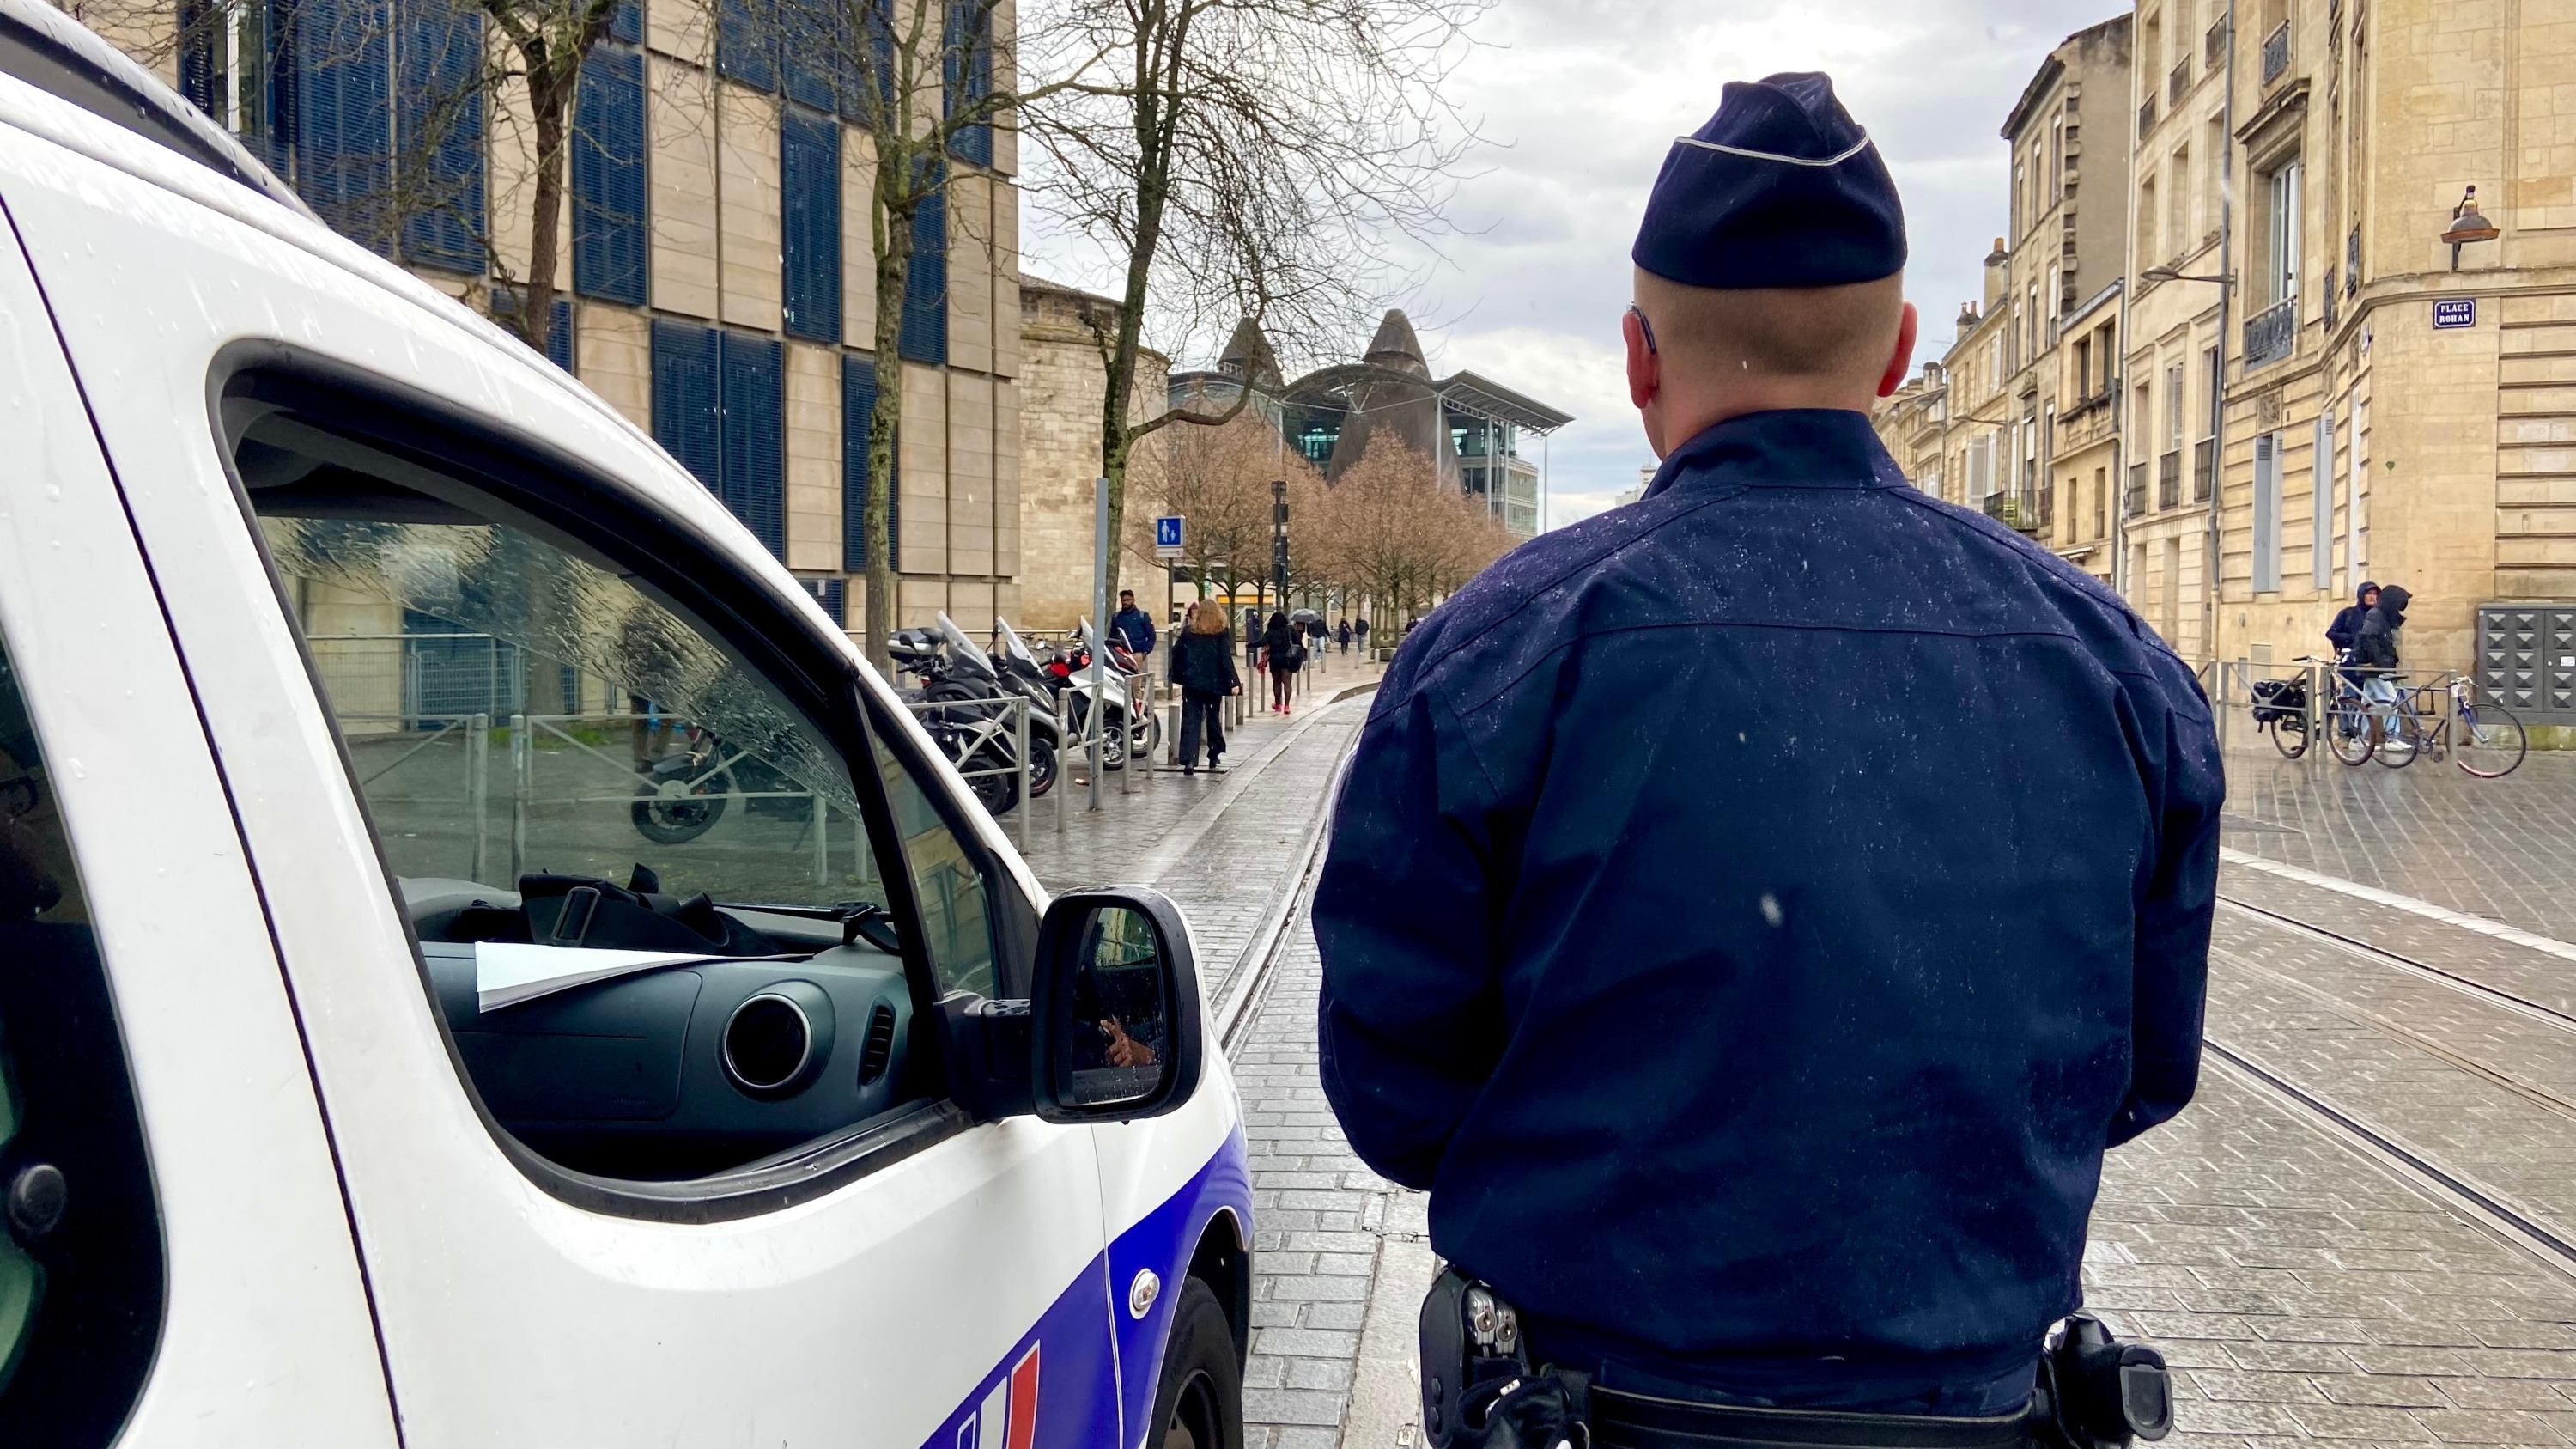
2433, 297, 2477, 330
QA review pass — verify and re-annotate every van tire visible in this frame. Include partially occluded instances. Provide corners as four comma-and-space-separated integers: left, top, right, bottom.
1150, 1278, 1242, 1449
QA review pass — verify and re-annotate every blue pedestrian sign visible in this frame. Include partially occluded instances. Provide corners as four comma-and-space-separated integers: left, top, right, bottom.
2434, 297, 2477, 329
1154, 514, 1185, 557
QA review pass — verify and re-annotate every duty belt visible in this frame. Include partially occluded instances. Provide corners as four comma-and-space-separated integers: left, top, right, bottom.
1419, 1271, 2172, 1449
1586, 1390, 2038, 1449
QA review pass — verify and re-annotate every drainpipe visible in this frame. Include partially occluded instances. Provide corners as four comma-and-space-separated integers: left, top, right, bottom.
2206, 0, 2237, 668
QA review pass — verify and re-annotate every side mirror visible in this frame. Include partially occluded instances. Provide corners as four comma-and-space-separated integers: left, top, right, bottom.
1028, 887, 1202, 1124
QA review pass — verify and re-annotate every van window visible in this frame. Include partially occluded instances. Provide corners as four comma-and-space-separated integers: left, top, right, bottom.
227, 387, 998, 1184
0, 637, 162, 1446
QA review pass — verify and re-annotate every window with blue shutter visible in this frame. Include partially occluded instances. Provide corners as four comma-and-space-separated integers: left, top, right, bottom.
494, 289, 576, 373
719, 332, 787, 557
899, 185, 947, 363
843, 353, 897, 575
292, 0, 395, 251
945, 1, 992, 167
178, 0, 217, 113
397, 0, 486, 272
573, 47, 647, 305
840, 0, 894, 120
781, 109, 841, 341
780, 0, 837, 112
799, 576, 848, 625
653, 320, 721, 490
610, 0, 641, 44
717, 0, 777, 91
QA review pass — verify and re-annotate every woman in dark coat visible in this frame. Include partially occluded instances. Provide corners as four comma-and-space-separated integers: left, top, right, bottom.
1259, 612, 1304, 714
1170, 600, 1242, 774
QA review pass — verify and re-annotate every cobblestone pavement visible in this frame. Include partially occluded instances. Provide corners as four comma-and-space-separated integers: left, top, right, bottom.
2220, 740, 2576, 941
1023, 673, 2576, 1449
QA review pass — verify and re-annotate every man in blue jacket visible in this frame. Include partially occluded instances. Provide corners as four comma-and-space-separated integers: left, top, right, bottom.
1314, 72, 2221, 1420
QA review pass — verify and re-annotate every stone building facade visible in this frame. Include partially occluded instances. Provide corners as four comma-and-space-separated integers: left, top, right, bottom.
97, 0, 1025, 643
1015, 276, 1170, 630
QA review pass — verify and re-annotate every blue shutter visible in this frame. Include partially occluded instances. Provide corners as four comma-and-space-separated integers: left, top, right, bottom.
573, 48, 647, 305
293, 0, 395, 251
178, 0, 216, 113
781, 0, 837, 112
799, 576, 847, 624
653, 320, 720, 491
398, 0, 486, 272
841, 353, 884, 573
610, 0, 642, 44
717, 0, 777, 91
720, 332, 787, 557
495, 289, 576, 372
944, 1, 992, 167
781, 110, 841, 341
899, 184, 946, 363
841, 0, 893, 120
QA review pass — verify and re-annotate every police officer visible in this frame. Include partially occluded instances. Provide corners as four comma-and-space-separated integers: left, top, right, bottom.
1315, 73, 2221, 1423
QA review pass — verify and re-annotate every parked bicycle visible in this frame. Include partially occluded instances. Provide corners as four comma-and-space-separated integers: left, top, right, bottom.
2276, 658, 2526, 776
2286, 655, 2380, 766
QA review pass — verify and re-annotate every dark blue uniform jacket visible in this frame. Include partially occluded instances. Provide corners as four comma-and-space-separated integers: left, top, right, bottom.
1314, 410, 2222, 1403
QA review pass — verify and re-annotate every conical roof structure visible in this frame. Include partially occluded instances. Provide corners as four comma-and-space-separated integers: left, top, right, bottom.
1362, 310, 1431, 378
1218, 318, 1283, 386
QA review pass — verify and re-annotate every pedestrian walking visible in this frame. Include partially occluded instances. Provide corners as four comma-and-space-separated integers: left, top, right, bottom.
1313, 71, 2221, 1440
1257, 612, 1303, 714
1109, 588, 1156, 661
2354, 582, 2410, 734
1169, 600, 1240, 775
1351, 616, 1370, 656
1336, 618, 1352, 654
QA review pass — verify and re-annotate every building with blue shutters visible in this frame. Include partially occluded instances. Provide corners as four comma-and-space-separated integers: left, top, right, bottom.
133, 0, 1030, 637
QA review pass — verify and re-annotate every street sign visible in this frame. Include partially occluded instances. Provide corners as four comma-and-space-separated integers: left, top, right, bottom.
1155, 514, 1184, 558
2434, 297, 2477, 329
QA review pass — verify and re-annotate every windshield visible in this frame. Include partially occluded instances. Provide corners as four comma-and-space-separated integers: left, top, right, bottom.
936, 612, 996, 674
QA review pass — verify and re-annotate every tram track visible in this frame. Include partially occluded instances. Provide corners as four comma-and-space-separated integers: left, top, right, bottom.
2203, 889, 2576, 1284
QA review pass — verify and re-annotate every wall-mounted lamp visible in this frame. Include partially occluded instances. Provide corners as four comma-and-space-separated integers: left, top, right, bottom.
2440, 186, 2498, 271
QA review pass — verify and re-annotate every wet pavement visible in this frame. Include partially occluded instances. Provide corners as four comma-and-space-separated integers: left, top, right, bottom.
1030, 687, 2576, 1448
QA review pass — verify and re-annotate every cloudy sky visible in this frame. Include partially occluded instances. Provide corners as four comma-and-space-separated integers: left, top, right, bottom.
1030, 0, 2127, 528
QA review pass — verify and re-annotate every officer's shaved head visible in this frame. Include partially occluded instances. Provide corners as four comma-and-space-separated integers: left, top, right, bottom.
1633, 269, 1906, 384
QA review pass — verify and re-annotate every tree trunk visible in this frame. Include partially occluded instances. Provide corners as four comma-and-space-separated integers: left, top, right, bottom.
861, 166, 919, 675
522, 60, 573, 360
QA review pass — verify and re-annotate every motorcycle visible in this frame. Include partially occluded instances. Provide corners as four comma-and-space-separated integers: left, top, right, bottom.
888, 616, 1057, 815
629, 721, 817, 845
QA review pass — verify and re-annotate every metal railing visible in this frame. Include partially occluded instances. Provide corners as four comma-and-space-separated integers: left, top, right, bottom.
2137, 96, 2157, 139
902, 694, 1038, 849
2245, 298, 2298, 369
2206, 20, 2228, 67
2125, 463, 2149, 517
2169, 61, 2190, 104
2262, 21, 2290, 83
2192, 439, 2216, 501
2157, 449, 2183, 510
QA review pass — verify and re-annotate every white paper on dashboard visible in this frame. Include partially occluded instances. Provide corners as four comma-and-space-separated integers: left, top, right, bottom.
474, 941, 713, 1013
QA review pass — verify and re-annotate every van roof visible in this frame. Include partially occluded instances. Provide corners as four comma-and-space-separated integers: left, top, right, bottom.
0, 0, 311, 216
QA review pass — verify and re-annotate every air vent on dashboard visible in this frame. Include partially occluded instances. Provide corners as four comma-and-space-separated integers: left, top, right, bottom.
857, 1002, 896, 1086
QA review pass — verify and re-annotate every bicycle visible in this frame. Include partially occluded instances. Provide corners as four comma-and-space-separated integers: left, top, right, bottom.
2290, 656, 2377, 765
2421, 673, 2529, 778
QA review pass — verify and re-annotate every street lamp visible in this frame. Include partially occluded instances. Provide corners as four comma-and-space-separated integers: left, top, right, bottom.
1270, 479, 1290, 620
2140, 265, 2236, 288
2440, 186, 2498, 271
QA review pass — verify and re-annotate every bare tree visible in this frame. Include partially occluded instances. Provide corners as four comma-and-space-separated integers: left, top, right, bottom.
1162, 411, 1315, 603
1306, 431, 1509, 630
1019, 0, 1485, 606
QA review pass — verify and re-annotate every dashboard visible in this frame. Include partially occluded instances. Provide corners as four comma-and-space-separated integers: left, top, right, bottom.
401, 875, 917, 1181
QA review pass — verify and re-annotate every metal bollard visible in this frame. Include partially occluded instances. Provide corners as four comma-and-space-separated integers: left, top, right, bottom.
508, 712, 529, 880
1118, 679, 1134, 795
469, 711, 490, 885
1054, 691, 1069, 834
1014, 697, 1032, 850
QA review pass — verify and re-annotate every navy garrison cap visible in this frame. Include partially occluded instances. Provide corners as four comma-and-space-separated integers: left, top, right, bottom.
1632, 72, 1906, 289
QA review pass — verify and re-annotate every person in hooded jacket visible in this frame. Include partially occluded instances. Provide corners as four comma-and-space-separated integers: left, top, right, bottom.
1314, 72, 2221, 1421
2353, 584, 2410, 737
2326, 582, 2378, 661
1170, 600, 1241, 775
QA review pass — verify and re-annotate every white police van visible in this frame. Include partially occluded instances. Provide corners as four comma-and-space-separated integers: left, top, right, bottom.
0, 3, 1251, 1443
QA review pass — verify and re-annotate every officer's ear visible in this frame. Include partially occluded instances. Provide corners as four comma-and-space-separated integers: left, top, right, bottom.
1876, 301, 1920, 399
1624, 305, 1660, 411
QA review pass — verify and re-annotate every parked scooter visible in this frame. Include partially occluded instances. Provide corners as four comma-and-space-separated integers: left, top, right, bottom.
886, 616, 1057, 813
629, 721, 818, 845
